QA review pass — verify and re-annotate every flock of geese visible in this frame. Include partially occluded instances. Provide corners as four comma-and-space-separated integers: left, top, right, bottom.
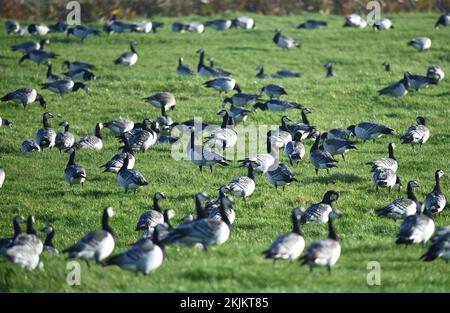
0, 11, 449, 277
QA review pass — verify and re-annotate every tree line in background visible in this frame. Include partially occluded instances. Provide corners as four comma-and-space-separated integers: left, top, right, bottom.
0, 0, 449, 21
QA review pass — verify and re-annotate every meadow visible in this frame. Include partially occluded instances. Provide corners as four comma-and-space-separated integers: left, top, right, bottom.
0, 13, 448, 292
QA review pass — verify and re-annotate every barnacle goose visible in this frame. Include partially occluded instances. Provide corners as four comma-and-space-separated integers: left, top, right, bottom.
67, 25, 100, 41
260, 84, 288, 99
222, 93, 261, 108
284, 131, 305, 166
116, 155, 148, 193
5, 20, 20, 34
21, 140, 41, 153
300, 191, 342, 224
348, 122, 395, 142
42, 79, 89, 95
282, 108, 315, 139
104, 118, 134, 134
100, 139, 135, 173
197, 48, 231, 77
297, 20, 327, 29
205, 110, 238, 150
114, 41, 138, 66
45, 61, 61, 81
300, 215, 341, 272
35, 112, 56, 150
373, 168, 401, 193
256, 65, 269, 79
104, 15, 138, 34
27, 23, 50, 36
18, 50, 58, 65
1, 88, 46, 109
0, 117, 13, 128
144, 92, 176, 111
263, 208, 305, 263
9, 216, 43, 255
273, 30, 300, 49
64, 148, 86, 187
135, 192, 167, 236
62, 61, 95, 71
310, 134, 338, 175
396, 207, 435, 246
324, 128, 352, 140
421, 231, 450, 263
55, 120, 75, 152
272, 70, 301, 79
203, 77, 241, 94
367, 142, 398, 172
405, 72, 431, 91
63, 207, 115, 264
0, 216, 24, 255
373, 18, 394, 31
253, 100, 302, 113
435, 10, 450, 29
239, 140, 276, 174
322, 134, 356, 161
204, 188, 236, 224
49, 21, 68, 33
64, 68, 96, 81
186, 22, 205, 33
266, 162, 297, 190
156, 105, 175, 130
269, 120, 293, 150
401, 116, 430, 150
324, 63, 335, 78
226, 105, 251, 124
224, 160, 259, 199
425, 170, 446, 214
177, 57, 194, 76
206, 19, 232, 31
12, 39, 49, 54
75, 123, 103, 150
408, 37, 431, 51
376, 180, 420, 219
118, 119, 159, 153
41, 226, 58, 254
232, 16, 255, 29
426, 66, 445, 84
343, 14, 367, 28
378, 74, 409, 97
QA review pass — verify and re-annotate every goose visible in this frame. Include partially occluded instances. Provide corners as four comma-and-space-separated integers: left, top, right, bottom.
373, 168, 401, 193
222, 93, 261, 108
118, 119, 159, 153
405, 72, 431, 91
323, 128, 352, 140
283, 108, 315, 139
266, 162, 297, 190
310, 135, 338, 175
4, 243, 41, 270
63, 207, 115, 264
49, 21, 68, 33
206, 19, 232, 31
67, 25, 100, 41
203, 77, 241, 94
10, 216, 43, 255
186, 22, 205, 33
19, 50, 58, 65
426, 66, 445, 84
300, 215, 341, 272
269, 121, 293, 150
401, 116, 430, 150
205, 110, 238, 150
300, 191, 342, 224
224, 160, 259, 199
0, 216, 25, 255
343, 14, 367, 28
144, 92, 176, 111
324, 63, 335, 78
256, 65, 269, 79
5, 20, 20, 34
376, 180, 421, 219
75, 123, 103, 150
366, 142, 398, 172
135, 192, 167, 236
104, 118, 134, 134
172, 22, 187, 32
55, 120, 75, 152
41, 226, 58, 254
21, 140, 41, 153
373, 18, 394, 31
272, 70, 301, 79
273, 31, 300, 49
322, 135, 356, 161
177, 57, 194, 76
62, 60, 96, 71
188, 126, 230, 172
35, 112, 56, 150
284, 132, 305, 166
396, 207, 435, 246
41, 79, 89, 95
27, 23, 50, 36
263, 208, 305, 263
116, 155, 148, 193
421, 231, 450, 263
100, 139, 135, 173
114, 41, 138, 66
18, 25, 30, 36
0, 117, 13, 128
435, 10, 450, 29
232, 16, 255, 29
260, 84, 288, 99
239, 140, 276, 174
408, 37, 431, 51
197, 48, 231, 77
425, 170, 446, 214
383, 61, 391, 72
45, 61, 61, 81
297, 20, 327, 29
104, 15, 138, 34
204, 188, 236, 224
378, 74, 409, 97
347, 122, 395, 142
64, 148, 86, 187
433, 226, 450, 243
12, 39, 49, 54
64, 68, 96, 81
1, 88, 46, 109
192, 192, 211, 220
137, 21, 163, 33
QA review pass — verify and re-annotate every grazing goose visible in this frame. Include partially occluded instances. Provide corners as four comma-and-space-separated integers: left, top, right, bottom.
119, 119, 159, 153
322, 134, 356, 161
273, 31, 300, 49
239, 140, 276, 174
11, 216, 43, 255
426, 66, 445, 84
310, 135, 338, 175
1, 88, 46, 109
45, 61, 61, 81
256, 65, 270, 79
408, 37, 431, 51
0, 216, 25, 255
263, 208, 305, 263
405, 72, 431, 91
62, 60, 96, 71
67, 25, 100, 41
343, 14, 367, 28
144, 92, 176, 111
100, 139, 135, 173
19, 50, 58, 65
64, 148, 86, 187
104, 118, 134, 134
206, 19, 232, 31
114, 41, 138, 66
324, 63, 335, 78
421, 231, 450, 263
253, 100, 304, 112
347, 122, 395, 142
224, 160, 259, 199
64, 68, 96, 81
35, 112, 56, 150
396, 208, 435, 246
42, 79, 89, 95
435, 10, 450, 29
373, 18, 394, 31
0, 117, 13, 128
12, 39, 49, 54
116, 155, 148, 193
378, 74, 409, 97
300, 191, 341, 224
260, 84, 288, 99
75, 123, 103, 150
5, 20, 20, 34
203, 77, 241, 94
232, 16, 255, 29
55, 120, 75, 152
373, 168, 401, 193
205, 110, 238, 150
41, 226, 58, 254
297, 20, 327, 29
197, 48, 231, 77
284, 131, 305, 165
367, 142, 398, 172
205, 189, 236, 224
383, 61, 391, 72
425, 170, 446, 214
21, 140, 41, 153
222, 93, 261, 108
300, 215, 341, 272
63, 207, 115, 264
177, 57, 194, 76
28, 23, 50, 36
324, 128, 352, 140
266, 162, 297, 190
135, 192, 167, 236
376, 180, 420, 219
227, 105, 251, 124
401, 116, 430, 150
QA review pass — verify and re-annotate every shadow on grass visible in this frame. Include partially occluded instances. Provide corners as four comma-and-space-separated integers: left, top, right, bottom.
305, 173, 364, 184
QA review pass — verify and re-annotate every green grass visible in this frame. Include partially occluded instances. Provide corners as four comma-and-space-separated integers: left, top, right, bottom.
0, 13, 449, 292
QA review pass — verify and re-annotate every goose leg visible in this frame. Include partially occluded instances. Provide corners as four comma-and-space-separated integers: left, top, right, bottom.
315, 168, 318, 175
199, 166, 203, 172
342, 154, 346, 161
209, 166, 213, 172
327, 264, 332, 273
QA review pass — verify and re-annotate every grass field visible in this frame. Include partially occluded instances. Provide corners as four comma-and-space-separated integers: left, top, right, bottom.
0, 13, 449, 292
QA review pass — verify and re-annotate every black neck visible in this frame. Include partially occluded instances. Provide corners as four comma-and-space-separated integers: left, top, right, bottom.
95, 124, 102, 139
64, 124, 70, 132
161, 104, 168, 117
43, 116, 51, 128
67, 150, 76, 167
130, 43, 137, 54
328, 218, 338, 241
153, 198, 162, 212
258, 67, 264, 76
152, 228, 165, 252
292, 215, 302, 236
311, 136, 320, 152
47, 63, 52, 76
388, 145, 395, 160
102, 211, 114, 236
195, 194, 207, 219
163, 211, 173, 230
219, 198, 232, 229
44, 229, 55, 248
178, 58, 182, 67
198, 50, 205, 71
13, 218, 22, 238
119, 156, 129, 172
434, 173, 441, 193
247, 164, 255, 181
221, 113, 229, 128
327, 67, 333, 76
301, 111, 310, 125
27, 219, 37, 236
407, 184, 418, 203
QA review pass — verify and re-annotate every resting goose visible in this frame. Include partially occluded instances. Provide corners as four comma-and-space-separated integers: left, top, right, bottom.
5, 20, 20, 34
100, 139, 135, 173
0, 117, 13, 128
373, 168, 401, 193
373, 18, 394, 31
266, 162, 297, 190
197, 49, 231, 77
408, 37, 431, 51
224, 160, 259, 199
297, 20, 327, 29
222, 93, 261, 108
41, 226, 58, 254
55, 120, 75, 152
104, 118, 134, 134
396, 208, 435, 246
45, 61, 61, 81
21, 140, 40, 153
435, 10, 450, 29
177, 57, 194, 76
310, 135, 338, 175
405, 72, 431, 91
401, 116, 430, 150
300, 191, 341, 224
322, 134, 356, 161
62, 61, 95, 71
260, 84, 288, 99
114, 41, 138, 66
64, 148, 87, 187
1, 87, 46, 109
205, 110, 238, 150
348, 122, 395, 142
144, 92, 176, 111
118, 119, 159, 153
343, 14, 367, 28
206, 19, 232, 31
426, 66, 445, 84
203, 77, 241, 94
0, 216, 25, 255
116, 155, 148, 193
12, 39, 49, 54
324, 63, 335, 78
75, 123, 103, 150
284, 131, 305, 165
421, 231, 450, 263
263, 208, 305, 263
41, 79, 89, 95
19, 50, 58, 65
67, 25, 100, 41
367, 142, 398, 172
378, 74, 409, 97
35, 112, 56, 150
64, 68, 96, 81
63, 207, 115, 264
273, 31, 300, 49
376, 180, 420, 219
425, 170, 446, 214
135, 192, 167, 236
232, 16, 255, 29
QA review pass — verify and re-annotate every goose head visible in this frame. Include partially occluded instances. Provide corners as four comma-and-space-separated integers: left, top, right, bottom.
436, 169, 444, 178
2, 118, 13, 128
154, 192, 166, 201
58, 120, 69, 127
408, 180, 420, 189
347, 125, 356, 135
73, 82, 89, 94
43, 112, 54, 120
322, 190, 339, 204
416, 116, 426, 126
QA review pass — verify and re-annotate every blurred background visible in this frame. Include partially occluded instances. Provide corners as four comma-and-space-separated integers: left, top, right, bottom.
0, 0, 449, 21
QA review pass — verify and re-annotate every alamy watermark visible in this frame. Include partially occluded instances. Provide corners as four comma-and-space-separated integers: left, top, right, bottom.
66, 1, 81, 26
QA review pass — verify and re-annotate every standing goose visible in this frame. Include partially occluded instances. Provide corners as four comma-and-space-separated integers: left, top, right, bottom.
67, 25, 100, 41
297, 20, 327, 29
300, 215, 341, 272
41, 226, 58, 254
427, 66, 445, 84
0, 216, 25, 255
435, 10, 450, 29
253, 100, 302, 112
322, 135, 356, 161
100, 139, 135, 173
283, 108, 316, 139
324, 63, 335, 78
1, 88, 46, 109
347, 122, 395, 142
177, 57, 193, 76
45, 61, 61, 81
0, 117, 13, 128
425, 170, 446, 214
18, 50, 58, 65
114, 41, 138, 66
284, 131, 305, 166
197, 49, 231, 77
62, 60, 96, 71
373, 168, 401, 193
310, 135, 338, 175
376, 180, 420, 219
205, 110, 238, 150
41, 79, 89, 95
224, 160, 259, 199
421, 231, 450, 263
222, 93, 261, 108
75, 123, 103, 150
12, 39, 50, 54
116, 155, 148, 193
63, 207, 115, 264
35, 112, 56, 150
144, 92, 176, 111
266, 162, 297, 190
404, 72, 431, 91
104, 118, 134, 134
401, 116, 430, 150
21, 140, 41, 153
119, 119, 159, 153
55, 120, 75, 152
378, 74, 409, 97
263, 208, 305, 263
273, 30, 300, 49
396, 207, 435, 246
64, 68, 96, 81
202, 77, 241, 94
272, 70, 300, 79
135, 192, 167, 236
408, 37, 431, 51
206, 19, 232, 31
64, 148, 86, 188
260, 84, 287, 99
300, 191, 342, 224
366, 142, 398, 172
